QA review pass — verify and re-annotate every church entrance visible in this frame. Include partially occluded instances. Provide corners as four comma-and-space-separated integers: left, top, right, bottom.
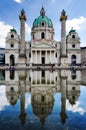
10, 55, 15, 66
42, 57, 45, 64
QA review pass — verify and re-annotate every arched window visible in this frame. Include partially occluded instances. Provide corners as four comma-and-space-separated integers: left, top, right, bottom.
71, 55, 76, 65
10, 55, 15, 66
10, 87, 14, 91
55, 52, 57, 57
71, 70, 76, 80
42, 22, 45, 26
72, 35, 75, 38
41, 32, 45, 39
33, 34, 34, 40
11, 34, 14, 38
10, 70, 15, 80
41, 95, 45, 102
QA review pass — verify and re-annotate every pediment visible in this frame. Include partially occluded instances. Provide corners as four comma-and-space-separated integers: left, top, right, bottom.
32, 42, 55, 49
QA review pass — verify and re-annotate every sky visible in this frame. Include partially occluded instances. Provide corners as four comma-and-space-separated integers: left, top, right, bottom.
0, 0, 86, 47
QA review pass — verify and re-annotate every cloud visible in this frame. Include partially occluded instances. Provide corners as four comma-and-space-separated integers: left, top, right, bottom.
25, 96, 31, 108
0, 21, 12, 47
25, 23, 31, 35
66, 16, 86, 32
66, 100, 86, 115
25, 23, 31, 40
14, 0, 23, 3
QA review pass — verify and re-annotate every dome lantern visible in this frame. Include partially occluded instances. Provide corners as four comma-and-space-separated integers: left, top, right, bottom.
40, 6, 45, 17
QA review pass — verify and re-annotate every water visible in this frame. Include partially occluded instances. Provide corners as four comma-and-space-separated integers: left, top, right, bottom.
0, 70, 86, 130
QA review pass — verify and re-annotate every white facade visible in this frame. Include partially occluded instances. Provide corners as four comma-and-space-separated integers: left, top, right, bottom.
5, 7, 81, 66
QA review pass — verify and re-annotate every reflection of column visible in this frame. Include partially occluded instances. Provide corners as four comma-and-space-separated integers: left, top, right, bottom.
36, 50, 37, 63
19, 71, 26, 125
50, 73, 51, 84
46, 71, 47, 84
60, 76, 67, 125
19, 81, 26, 125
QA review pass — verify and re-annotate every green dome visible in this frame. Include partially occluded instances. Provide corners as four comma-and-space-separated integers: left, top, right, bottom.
33, 7, 53, 28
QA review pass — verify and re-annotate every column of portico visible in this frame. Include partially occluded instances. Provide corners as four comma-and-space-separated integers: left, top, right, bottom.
46, 70, 47, 84
45, 51, 47, 84
46, 50, 47, 64
40, 50, 41, 84
35, 50, 37, 63
40, 50, 41, 64
36, 50, 37, 84
50, 50, 51, 63
31, 51, 33, 64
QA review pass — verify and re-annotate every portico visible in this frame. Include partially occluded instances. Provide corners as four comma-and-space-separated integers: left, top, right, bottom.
31, 49, 56, 64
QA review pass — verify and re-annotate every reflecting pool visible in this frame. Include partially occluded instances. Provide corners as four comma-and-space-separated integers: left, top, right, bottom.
0, 70, 86, 130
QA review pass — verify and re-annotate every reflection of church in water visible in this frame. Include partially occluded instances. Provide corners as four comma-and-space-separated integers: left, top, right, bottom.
4, 70, 81, 125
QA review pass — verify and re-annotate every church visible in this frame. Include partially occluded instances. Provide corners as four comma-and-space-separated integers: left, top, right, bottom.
5, 6, 81, 67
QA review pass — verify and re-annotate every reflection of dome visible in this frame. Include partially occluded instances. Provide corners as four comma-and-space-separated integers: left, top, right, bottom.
31, 93, 54, 125
32, 6, 53, 28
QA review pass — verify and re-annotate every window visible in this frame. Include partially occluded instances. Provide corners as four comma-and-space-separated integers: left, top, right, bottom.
72, 95, 75, 99
71, 55, 76, 65
72, 44, 75, 48
10, 87, 14, 91
72, 87, 75, 90
55, 44, 57, 47
42, 71, 45, 77
42, 22, 44, 26
51, 34, 53, 40
56, 77, 57, 82
11, 44, 14, 48
11, 97, 14, 100
30, 44, 31, 47
72, 35, 75, 38
33, 34, 34, 40
41, 32, 45, 39
29, 77, 31, 81
55, 52, 57, 57
11, 34, 14, 38
29, 53, 31, 57
41, 95, 45, 102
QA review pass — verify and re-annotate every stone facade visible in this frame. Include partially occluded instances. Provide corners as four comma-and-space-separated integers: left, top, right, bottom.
5, 7, 81, 66
81, 47, 86, 65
